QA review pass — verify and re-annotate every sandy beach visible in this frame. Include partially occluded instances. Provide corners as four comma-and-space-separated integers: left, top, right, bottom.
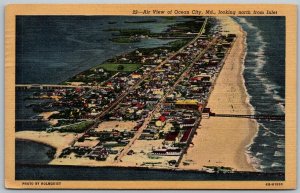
179, 17, 258, 171
39, 111, 59, 126
15, 17, 257, 171
15, 131, 78, 156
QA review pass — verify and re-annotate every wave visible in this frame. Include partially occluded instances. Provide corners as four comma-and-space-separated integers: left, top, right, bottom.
236, 17, 285, 173
237, 17, 258, 30
274, 151, 284, 157
256, 152, 263, 156
260, 144, 270, 147
240, 35, 256, 115
245, 150, 262, 172
241, 33, 262, 172
277, 144, 285, 149
271, 162, 283, 167
276, 139, 285, 144
238, 17, 285, 114
260, 165, 270, 169
260, 123, 284, 137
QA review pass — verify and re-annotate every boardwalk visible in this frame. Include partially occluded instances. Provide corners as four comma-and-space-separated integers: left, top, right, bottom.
212, 113, 285, 121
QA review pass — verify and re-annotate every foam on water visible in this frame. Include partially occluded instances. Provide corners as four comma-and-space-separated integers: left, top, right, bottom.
240, 19, 285, 112
260, 123, 284, 137
260, 144, 270, 147
256, 152, 263, 156
274, 151, 284, 157
240, 34, 256, 114
238, 17, 258, 30
245, 151, 262, 172
271, 162, 283, 167
277, 144, 285, 149
234, 16, 285, 173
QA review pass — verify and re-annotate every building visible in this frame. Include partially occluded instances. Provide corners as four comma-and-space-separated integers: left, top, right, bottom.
202, 108, 211, 119
175, 99, 202, 111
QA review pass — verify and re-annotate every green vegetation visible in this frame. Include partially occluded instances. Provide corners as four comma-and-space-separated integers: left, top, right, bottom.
100, 63, 141, 72
117, 65, 125, 71
63, 17, 206, 85
105, 28, 152, 43
47, 121, 95, 133
64, 67, 115, 84
176, 20, 204, 33
110, 37, 140, 43
168, 39, 190, 50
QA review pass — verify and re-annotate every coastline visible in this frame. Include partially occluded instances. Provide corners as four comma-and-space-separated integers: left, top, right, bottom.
16, 163, 285, 181
179, 17, 258, 172
15, 16, 258, 172
15, 131, 78, 156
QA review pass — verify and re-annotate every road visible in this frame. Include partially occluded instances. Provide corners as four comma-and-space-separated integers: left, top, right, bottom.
67, 17, 209, 152
115, 18, 211, 162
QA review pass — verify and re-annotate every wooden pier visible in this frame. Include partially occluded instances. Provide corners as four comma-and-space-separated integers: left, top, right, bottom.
211, 113, 285, 121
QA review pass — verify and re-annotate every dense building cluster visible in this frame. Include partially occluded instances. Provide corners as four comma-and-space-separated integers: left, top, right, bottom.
23, 18, 236, 166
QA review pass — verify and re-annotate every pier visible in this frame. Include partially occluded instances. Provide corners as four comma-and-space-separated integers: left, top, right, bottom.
15, 84, 107, 90
211, 113, 285, 121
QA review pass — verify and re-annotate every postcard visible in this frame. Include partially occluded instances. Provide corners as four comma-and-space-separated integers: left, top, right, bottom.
5, 4, 297, 189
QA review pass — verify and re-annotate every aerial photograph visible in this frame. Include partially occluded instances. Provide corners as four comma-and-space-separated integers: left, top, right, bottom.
15, 16, 285, 180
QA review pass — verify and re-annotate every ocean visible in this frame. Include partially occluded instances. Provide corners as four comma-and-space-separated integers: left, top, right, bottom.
16, 16, 188, 84
15, 16, 285, 180
234, 16, 285, 173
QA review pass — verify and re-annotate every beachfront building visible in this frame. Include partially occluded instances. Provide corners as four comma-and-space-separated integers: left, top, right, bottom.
175, 99, 202, 111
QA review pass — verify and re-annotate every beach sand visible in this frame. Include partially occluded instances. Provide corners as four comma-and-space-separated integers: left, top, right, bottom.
15, 131, 78, 156
15, 17, 257, 171
179, 17, 258, 171
39, 111, 59, 126
95, 121, 137, 132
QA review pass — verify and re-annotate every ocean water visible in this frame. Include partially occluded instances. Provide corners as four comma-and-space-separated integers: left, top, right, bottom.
16, 91, 51, 132
16, 16, 189, 84
15, 16, 285, 180
234, 17, 285, 173
16, 140, 55, 165
16, 165, 284, 181
15, 16, 187, 131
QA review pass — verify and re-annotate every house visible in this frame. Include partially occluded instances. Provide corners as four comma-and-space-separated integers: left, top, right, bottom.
139, 132, 155, 140
73, 138, 100, 148
222, 42, 231, 48
180, 128, 192, 143
179, 118, 197, 128
152, 147, 182, 156
175, 99, 201, 110
202, 108, 211, 118
88, 146, 109, 161
165, 131, 179, 143
131, 73, 142, 79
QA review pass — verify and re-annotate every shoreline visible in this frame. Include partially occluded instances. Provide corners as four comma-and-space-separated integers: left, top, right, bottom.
179, 17, 258, 172
15, 131, 78, 156
239, 23, 260, 172
235, 18, 260, 172
15, 17, 258, 172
